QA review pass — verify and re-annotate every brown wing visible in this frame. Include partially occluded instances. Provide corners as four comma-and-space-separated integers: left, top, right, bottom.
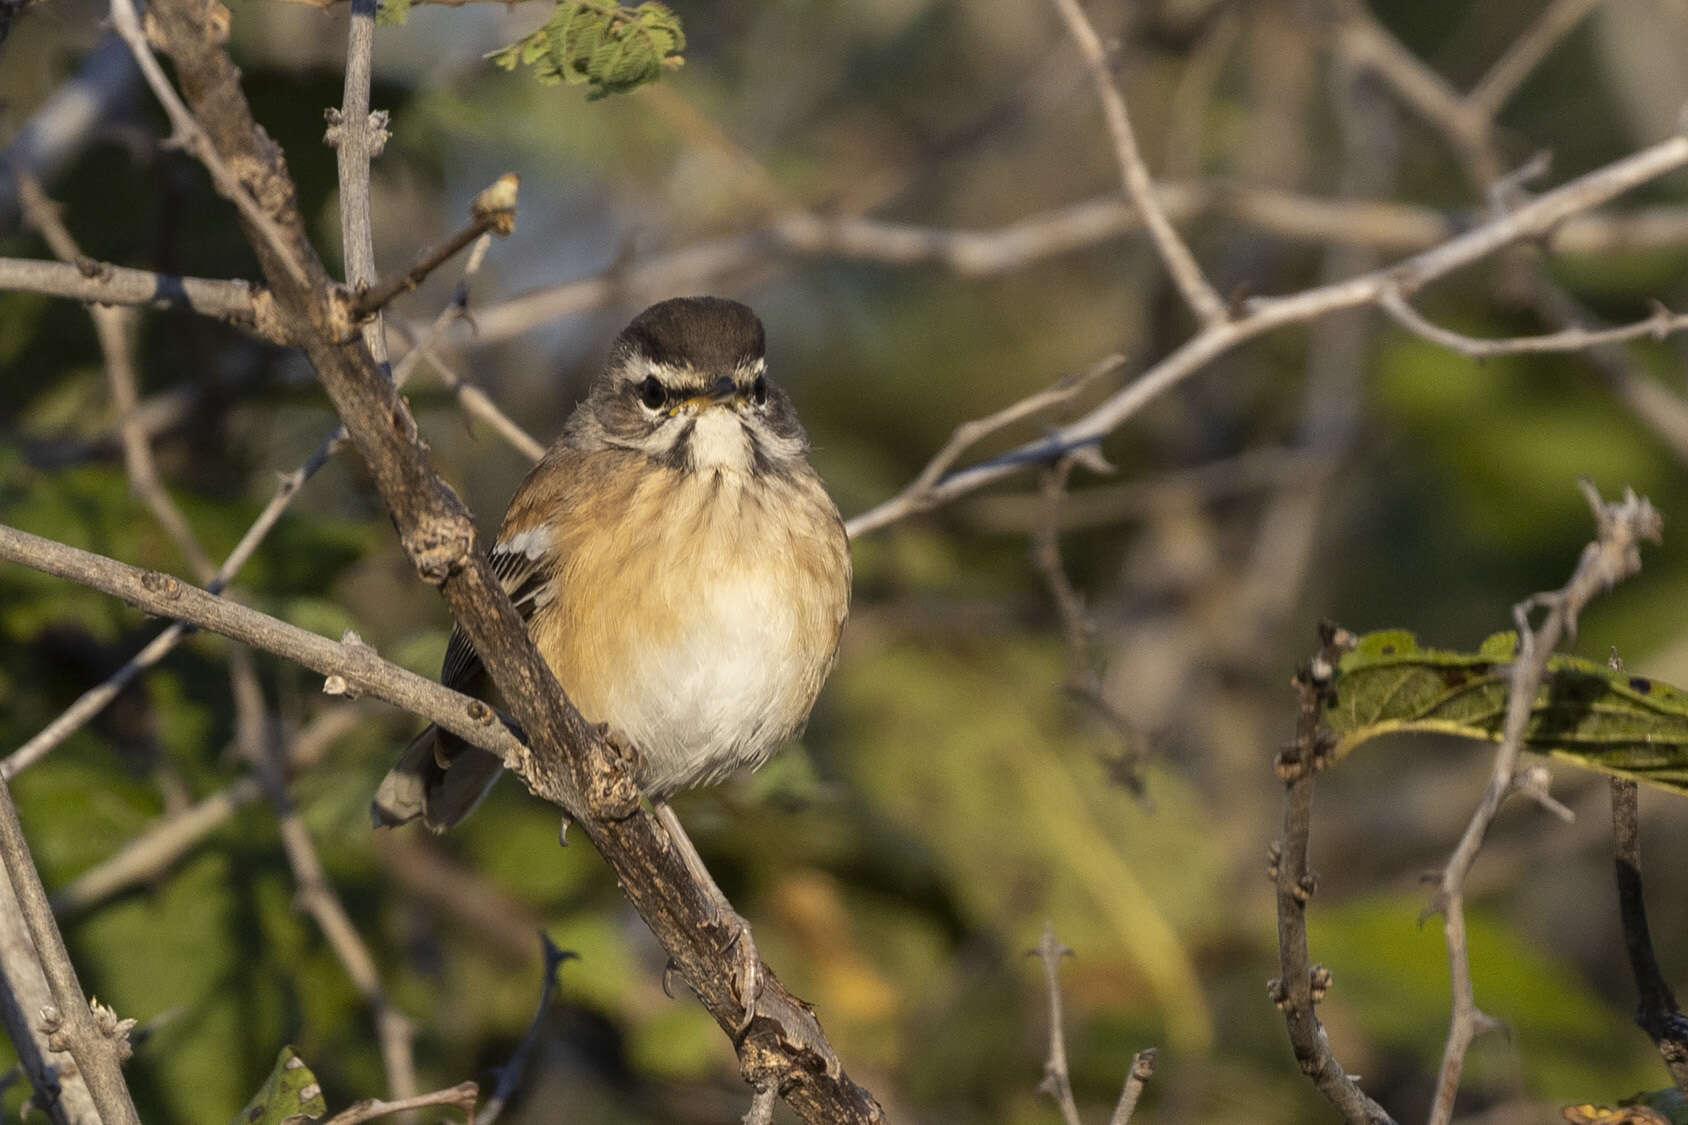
437, 538, 554, 694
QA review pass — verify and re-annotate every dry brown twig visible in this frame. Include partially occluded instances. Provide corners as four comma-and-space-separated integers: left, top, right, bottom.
1030, 922, 1157, 1125
1425, 484, 1661, 1125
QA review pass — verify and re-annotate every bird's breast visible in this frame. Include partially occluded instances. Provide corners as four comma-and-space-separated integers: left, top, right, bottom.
532, 459, 849, 796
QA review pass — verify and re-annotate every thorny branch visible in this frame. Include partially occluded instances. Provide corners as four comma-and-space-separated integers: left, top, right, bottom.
1425, 484, 1661, 1125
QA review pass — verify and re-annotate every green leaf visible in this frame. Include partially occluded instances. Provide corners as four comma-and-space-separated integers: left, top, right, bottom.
485, 0, 685, 98
231, 1047, 326, 1125
376, 0, 410, 26
1324, 629, 1688, 792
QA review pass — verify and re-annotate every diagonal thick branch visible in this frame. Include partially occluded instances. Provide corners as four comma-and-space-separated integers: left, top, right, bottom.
133, 0, 880, 1116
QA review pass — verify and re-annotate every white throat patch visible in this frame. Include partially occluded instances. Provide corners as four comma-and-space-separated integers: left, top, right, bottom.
688, 408, 753, 471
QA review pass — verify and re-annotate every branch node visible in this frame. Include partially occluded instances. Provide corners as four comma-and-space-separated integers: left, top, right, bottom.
399, 517, 474, 585
139, 570, 182, 599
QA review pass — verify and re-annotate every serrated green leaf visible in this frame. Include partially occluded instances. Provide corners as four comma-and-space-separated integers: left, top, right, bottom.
375, 0, 410, 27
231, 1047, 326, 1125
1325, 629, 1688, 793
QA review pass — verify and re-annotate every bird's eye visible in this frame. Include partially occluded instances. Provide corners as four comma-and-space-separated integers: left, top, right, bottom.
637, 376, 667, 410
750, 374, 768, 407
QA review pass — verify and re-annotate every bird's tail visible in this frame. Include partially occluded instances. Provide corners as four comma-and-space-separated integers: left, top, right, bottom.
371, 725, 505, 832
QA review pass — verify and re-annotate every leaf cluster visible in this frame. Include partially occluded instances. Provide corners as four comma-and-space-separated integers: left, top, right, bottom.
486, 0, 685, 99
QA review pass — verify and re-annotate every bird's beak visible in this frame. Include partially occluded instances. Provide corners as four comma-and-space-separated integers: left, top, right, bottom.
675, 376, 740, 413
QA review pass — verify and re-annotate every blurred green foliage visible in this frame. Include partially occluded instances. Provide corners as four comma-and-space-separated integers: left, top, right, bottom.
487, 1, 686, 99
3, 0, 1688, 1122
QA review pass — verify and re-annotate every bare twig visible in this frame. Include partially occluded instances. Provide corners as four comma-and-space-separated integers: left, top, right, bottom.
326, 0, 391, 363
1610, 776, 1688, 1093
1030, 923, 1157, 1125
0, 773, 141, 1125
0, 257, 272, 337
464, 193, 1688, 347
846, 354, 1123, 537
1047, 0, 1226, 325
1031, 923, 1085, 1125
319, 1082, 479, 1125
480, 935, 575, 1125
1425, 484, 1662, 1125
1272, 625, 1395, 1125
226, 649, 417, 1102
1107, 1050, 1156, 1125
1379, 287, 1688, 357
347, 177, 518, 323
1466, 0, 1604, 120
0, 523, 528, 764
845, 132, 1688, 537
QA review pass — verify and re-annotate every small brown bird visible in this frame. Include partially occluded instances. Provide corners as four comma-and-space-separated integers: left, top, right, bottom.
372, 296, 851, 833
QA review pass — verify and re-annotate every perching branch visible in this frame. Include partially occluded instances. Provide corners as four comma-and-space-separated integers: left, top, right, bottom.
129, 0, 881, 1114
